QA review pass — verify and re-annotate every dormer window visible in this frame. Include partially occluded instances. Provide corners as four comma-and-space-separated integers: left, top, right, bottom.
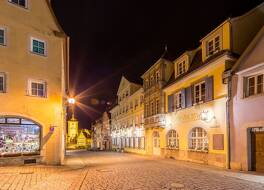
207, 35, 221, 56
177, 60, 186, 76
9, 0, 27, 9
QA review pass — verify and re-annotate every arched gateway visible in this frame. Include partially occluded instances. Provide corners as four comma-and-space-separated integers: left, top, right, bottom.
0, 116, 41, 156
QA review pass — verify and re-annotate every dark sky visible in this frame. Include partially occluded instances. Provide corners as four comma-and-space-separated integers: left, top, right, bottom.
51, 0, 264, 129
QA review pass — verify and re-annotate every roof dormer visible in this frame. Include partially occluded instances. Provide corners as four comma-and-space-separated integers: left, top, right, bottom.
200, 20, 231, 62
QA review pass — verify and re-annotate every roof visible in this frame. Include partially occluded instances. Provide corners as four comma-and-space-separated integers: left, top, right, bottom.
164, 49, 239, 89
231, 25, 264, 73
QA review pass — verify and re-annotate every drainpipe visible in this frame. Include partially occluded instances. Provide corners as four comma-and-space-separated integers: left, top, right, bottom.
225, 69, 232, 169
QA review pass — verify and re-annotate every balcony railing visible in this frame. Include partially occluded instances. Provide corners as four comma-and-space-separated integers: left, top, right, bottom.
144, 114, 166, 128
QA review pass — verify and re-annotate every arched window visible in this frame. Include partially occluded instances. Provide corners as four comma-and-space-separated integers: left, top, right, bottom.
189, 127, 208, 151
167, 130, 179, 148
0, 116, 41, 156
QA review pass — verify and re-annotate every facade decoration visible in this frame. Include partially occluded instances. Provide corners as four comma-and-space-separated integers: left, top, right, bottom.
110, 76, 145, 154
0, 0, 69, 165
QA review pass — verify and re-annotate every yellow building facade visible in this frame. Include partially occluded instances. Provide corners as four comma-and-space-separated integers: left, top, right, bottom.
0, 0, 69, 165
110, 76, 145, 154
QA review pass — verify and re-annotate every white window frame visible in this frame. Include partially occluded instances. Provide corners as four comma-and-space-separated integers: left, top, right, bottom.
28, 79, 47, 98
174, 91, 182, 110
189, 127, 208, 151
0, 73, 6, 93
8, 0, 28, 9
206, 35, 221, 56
177, 60, 186, 75
247, 74, 264, 97
30, 37, 47, 56
167, 130, 179, 149
194, 81, 205, 104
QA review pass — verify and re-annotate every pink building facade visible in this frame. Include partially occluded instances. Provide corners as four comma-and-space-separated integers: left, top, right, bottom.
230, 26, 264, 172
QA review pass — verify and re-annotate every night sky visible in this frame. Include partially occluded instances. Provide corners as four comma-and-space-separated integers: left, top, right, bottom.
51, 0, 264, 129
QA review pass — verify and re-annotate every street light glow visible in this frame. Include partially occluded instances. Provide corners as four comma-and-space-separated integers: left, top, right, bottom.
68, 98, 76, 105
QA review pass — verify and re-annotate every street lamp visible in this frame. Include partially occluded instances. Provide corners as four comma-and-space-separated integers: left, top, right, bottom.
68, 97, 76, 119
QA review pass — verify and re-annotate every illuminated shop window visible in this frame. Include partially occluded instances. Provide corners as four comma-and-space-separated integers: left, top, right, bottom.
167, 130, 179, 149
0, 117, 40, 156
189, 127, 208, 151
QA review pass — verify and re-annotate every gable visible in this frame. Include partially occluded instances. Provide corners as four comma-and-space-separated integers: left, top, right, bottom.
117, 76, 130, 95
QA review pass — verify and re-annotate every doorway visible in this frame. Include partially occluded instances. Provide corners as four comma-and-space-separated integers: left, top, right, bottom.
251, 130, 264, 172
153, 131, 160, 156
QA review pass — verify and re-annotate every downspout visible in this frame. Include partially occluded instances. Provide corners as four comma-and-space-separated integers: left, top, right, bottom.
226, 73, 232, 169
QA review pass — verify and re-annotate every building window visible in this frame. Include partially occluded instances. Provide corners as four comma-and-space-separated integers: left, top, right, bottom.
0, 73, 6, 93
156, 71, 160, 82
0, 116, 40, 156
0, 28, 6, 46
28, 80, 46, 98
167, 130, 179, 148
144, 79, 149, 89
31, 38, 46, 56
194, 81, 205, 104
8, 0, 27, 8
151, 101, 154, 115
177, 61, 186, 75
174, 92, 182, 109
156, 99, 159, 114
189, 127, 208, 151
207, 35, 221, 56
140, 95, 143, 105
150, 75, 154, 86
247, 74, 264, 97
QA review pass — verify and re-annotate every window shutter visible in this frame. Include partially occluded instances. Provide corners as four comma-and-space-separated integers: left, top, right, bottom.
243, 77, 248, 98
186, 87, 192, 108
181, 88, 186, 108
205, 76, 214, 102
168, 94, 174, 113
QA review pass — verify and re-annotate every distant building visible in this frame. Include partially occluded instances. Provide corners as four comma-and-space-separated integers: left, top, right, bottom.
0, 0, 69, 165
91, 112, 111, 150
110, 76, 145, 154
141, 55, 174, 156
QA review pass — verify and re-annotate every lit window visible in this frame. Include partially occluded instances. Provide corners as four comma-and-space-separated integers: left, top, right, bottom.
194, 81, 205, 104
177, 61, 186, 75
247, 74, 264, 97
156, 71, 160, 82
31, 38, 46, 56
0, 28, 6, 46
0, 73, 6, 93
207, 35, 221, 56
156, 99, 159, 114
174, 92, 182, 109
8, 0, 27, 8
189, 127, 208, 151
28, 80, 46, 98
167, 130, 179, 148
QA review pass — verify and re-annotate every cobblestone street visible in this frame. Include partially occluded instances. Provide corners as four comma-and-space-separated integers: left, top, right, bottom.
0, 151, 264, 190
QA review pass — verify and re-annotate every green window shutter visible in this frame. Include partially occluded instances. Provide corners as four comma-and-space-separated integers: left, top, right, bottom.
186, 86, 192, 108
205, 76, 214, 102
168, 94, 174, 113
181, 88, 186, 108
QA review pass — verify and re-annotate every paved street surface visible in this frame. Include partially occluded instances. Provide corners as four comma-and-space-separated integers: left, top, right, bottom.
0, 151, 264, 190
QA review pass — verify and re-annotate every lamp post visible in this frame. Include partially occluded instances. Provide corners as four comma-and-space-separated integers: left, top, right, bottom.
68, 97, 76, 119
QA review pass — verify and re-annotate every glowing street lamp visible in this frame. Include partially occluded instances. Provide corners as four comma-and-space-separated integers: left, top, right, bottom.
68, 98, 76, 105
68, 97, 76, 119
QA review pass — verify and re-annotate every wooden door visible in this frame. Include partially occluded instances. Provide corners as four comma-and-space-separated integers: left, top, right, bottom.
252, 132, 264, 172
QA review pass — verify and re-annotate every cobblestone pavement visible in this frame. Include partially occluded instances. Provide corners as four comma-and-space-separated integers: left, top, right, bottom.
0, 151, 264, 190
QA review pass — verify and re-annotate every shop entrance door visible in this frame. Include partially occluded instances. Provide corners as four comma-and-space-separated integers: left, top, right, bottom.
252, 131, 264, 172
153, 131, 160, 156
